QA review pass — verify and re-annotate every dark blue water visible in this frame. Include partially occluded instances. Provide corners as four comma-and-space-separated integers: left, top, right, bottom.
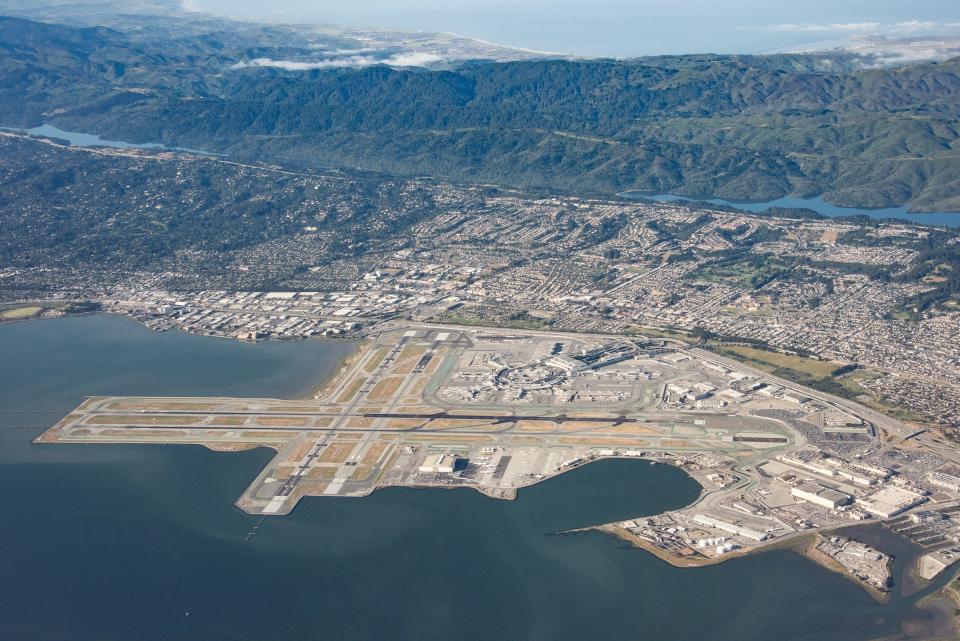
0, 314, 953, 641
623, 192, 960, 228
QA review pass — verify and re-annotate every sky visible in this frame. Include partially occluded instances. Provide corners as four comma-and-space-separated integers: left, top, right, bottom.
184, 0, 960, 57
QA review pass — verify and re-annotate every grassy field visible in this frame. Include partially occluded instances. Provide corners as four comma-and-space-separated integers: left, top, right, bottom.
438, 314, 550, 331
689, 256, 794, 290
0, 306, 42, 320
626, 325, 695, 342
335, 377, 367, 404
710, 343, 933, 425
361, 348, 388, 375
712, 344, 838, 379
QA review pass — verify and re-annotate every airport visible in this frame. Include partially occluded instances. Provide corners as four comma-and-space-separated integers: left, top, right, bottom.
36, 322, 960, 587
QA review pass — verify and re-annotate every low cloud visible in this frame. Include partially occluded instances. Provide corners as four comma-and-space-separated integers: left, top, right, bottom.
753, 20, 960, 35
382, 52, 445, 67
872, 47, 960, 64
231, 57, 368, 70
306, 45, 379, 54
893, 20, 960, 33
769, 22, 881, 33
230, 51, 444, 71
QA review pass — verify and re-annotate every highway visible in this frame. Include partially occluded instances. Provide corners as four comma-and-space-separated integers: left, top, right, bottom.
690, 348, 908, 440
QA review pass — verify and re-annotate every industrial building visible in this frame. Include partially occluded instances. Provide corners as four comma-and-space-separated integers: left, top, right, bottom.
928, 471, 960, 493
779, 454, 879, 487
692, 514, 770, 542
857, 486, 927, 519
910, 510, 946, 525
791, 482, 852, 509
835, 467, 877, 487
418, 454, 459, 475
779, 454, 837, 478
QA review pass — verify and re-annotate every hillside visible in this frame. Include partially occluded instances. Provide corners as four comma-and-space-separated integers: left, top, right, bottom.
1, 16, 959, 210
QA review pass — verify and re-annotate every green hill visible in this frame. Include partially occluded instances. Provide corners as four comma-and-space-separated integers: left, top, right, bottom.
1, 16, 959, 210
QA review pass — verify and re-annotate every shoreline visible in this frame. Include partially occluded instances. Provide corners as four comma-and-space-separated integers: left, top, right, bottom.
592, 523, 893, 602
303, 338, 366, 401
800, 534, 892, 603
258, 454, 695, 515
0, 310, 362, 402
3, 311, 916, 608
932, 568, 960, 637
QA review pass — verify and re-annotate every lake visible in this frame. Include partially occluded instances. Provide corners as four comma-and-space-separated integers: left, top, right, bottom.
622, 192, 960, 228
0, 124, 219, 155
0, 314, 954, 641
6, 124, 956, 231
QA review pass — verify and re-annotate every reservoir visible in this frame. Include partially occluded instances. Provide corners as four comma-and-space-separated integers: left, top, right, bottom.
3, 123, 957, 229
1, 124, 219, 155
0, 314, 953, 641
622, 192, 960, 228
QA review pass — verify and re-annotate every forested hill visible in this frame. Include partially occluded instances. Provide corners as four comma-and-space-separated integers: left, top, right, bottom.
2, 15, 960, 210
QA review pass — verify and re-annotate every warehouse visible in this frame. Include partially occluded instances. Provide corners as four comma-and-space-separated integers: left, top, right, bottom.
418, 454, 459, 475
857, 486, 926, 519
692, 514, 769, 542
928, 472, 960, 493
791, 482, 852, 509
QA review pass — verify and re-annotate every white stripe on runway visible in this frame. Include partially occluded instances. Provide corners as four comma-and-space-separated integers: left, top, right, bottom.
262, 496, 286, 514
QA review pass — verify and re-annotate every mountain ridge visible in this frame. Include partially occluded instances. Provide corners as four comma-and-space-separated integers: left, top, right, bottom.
1, 15, 959, 211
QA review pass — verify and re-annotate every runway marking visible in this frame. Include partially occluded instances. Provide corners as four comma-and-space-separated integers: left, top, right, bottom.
262, 496, 286, 514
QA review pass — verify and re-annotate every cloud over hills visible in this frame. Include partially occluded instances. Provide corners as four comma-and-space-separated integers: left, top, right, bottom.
230, 51, 444, 70
760, 20, 960, 35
